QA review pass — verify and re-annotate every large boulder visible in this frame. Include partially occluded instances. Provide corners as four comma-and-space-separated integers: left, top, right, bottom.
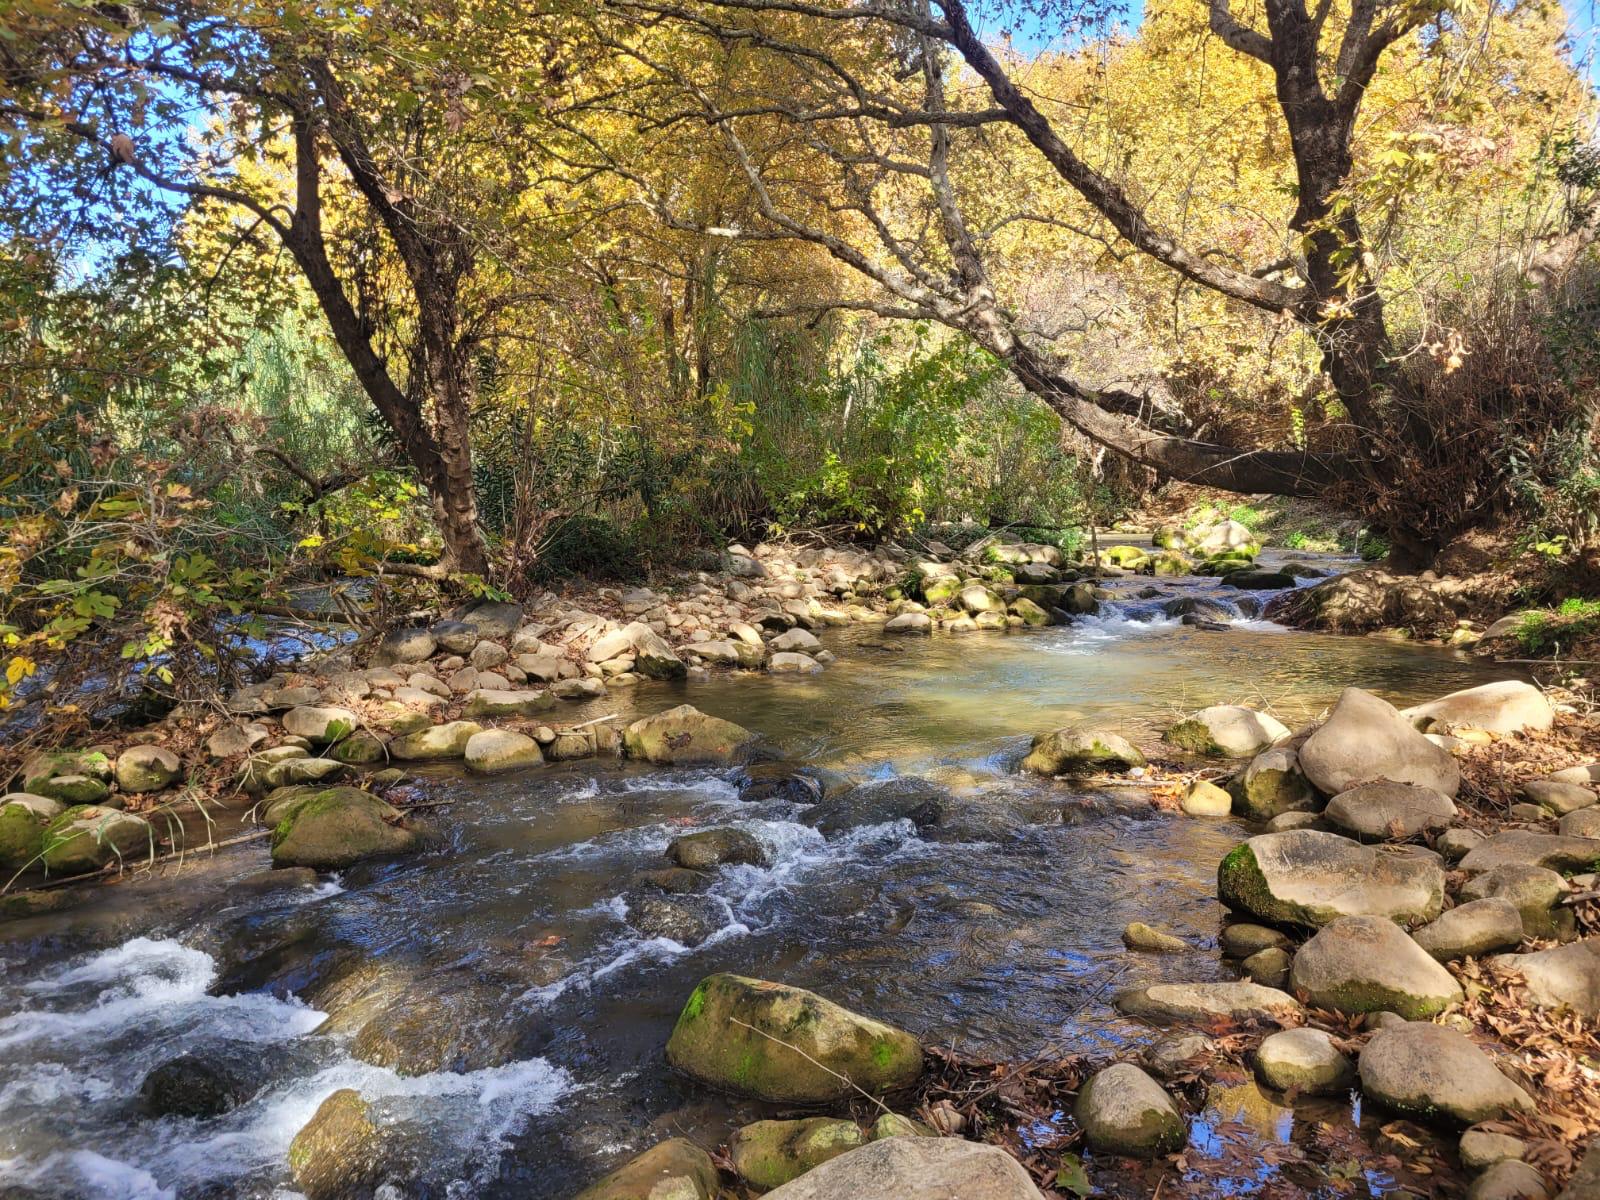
1253, 1028, 1354, 1095
1459, 831, 1600, 874
1400, 681, 1554, 736
1113, 980, 1302, 1024
288, 1089, 383, 1200
388, 720, 483, 761
1164, 706, 1289, 758
1411, 899, 1525, 962
1487, 940, 1600, 1018
1322, 781, 1457, 842
1288, 915, 1463, 1018
114, 744, 183, 793
729, 1118, 865, 1190
269, 787, 419, 870
1298, 688, 1460, 797
572, 1138, 719, 1200
40, 805, 152, 874
455, 600, 524, 639
0, 799, 50, 870
665, 974, 922, 1103
623, 705, 757, 765
464, 729, 543, 775
762, 1136, 1045, 1200
1074, 1063, 1186, 1157
1218, 830, 1444, 928
1231, 745, 1317, 820
1358, 1023, 1536, 1124
1020, 727, 1145, 775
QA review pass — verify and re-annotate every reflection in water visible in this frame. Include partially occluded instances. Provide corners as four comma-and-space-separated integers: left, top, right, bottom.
0, 573, 1514, 1198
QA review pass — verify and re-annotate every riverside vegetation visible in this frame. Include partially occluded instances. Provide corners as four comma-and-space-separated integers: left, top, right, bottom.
3, 520, 1600, 1198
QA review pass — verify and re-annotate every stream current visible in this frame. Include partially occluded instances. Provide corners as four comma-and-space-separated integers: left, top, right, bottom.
0, 552, 1523, 1199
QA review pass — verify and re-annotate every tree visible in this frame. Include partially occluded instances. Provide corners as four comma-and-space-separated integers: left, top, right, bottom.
585, 0, 1595, 563
0, 0, 578, 577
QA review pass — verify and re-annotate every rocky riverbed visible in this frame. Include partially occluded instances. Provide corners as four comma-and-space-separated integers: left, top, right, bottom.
1, 528, 1597, 1199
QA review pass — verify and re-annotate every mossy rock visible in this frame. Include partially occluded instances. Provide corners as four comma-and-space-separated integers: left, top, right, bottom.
623, 705, 757, 766
1074, 1063, 1186, 1157
330, 731, 388, 766
1009, 597, 1051, 627
1020, 727, 1145, 775
388, 720, 482, 761
1151, 552, 1194, 577
1165, 719, 1223, 756
729, 1118, 865, 1190
0, 801, 47, 871
1230, 745, 1316, 820
21, 749, 112, 794
1217, 830, 1445, 928
114, 745, 183, 793
40, 805, 152, 874
270, 786, 419, 871
288, 1089, 382, 1200
922, 576, 961, 606
665, 973, 922, 1103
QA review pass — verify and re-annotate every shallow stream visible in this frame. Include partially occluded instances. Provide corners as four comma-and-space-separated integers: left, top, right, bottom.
0, 555, 1523, 1199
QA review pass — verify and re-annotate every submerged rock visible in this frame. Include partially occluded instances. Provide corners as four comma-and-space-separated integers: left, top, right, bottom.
1253, 1028, 1354, 1095
140, 1053, 250, 1118
1122, 922, 1189, 952
1217, 830, 1444, 927
736, 762, 825, 805
1358, 1023, 1535, 1124
268, 786, 419, 871
623, 705, 758, 765
1073, 1063, 1186, 1157
729, 1118, 865, 1190
665, 973, 922, 1103
1020, 726, 1145, 775
761, 1137, 1045, 1199
1298, 688, 1460, 797
626, 895, 723, 946
572, 1138, 720, 1200
803, 777, 947, 836
1288, 915, 1463, 1018
288, 1089, 382, 1200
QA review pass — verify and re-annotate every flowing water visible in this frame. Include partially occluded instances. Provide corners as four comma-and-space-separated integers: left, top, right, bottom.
0, 556, 1523, 1200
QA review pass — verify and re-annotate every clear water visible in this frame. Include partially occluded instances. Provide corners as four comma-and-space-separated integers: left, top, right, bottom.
0, 558, 1516, 1199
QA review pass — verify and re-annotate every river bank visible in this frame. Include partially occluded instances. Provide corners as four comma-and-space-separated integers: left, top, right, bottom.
1, 529, 1598, 1199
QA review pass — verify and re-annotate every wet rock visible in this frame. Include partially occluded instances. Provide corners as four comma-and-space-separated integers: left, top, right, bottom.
288, 1088, 382, 1200
884, 612, 932, 633
667, 827, 768, 870
1020, 726, 1145, 775
730, 1118, 866, 1190
461, 688, 554, 718
665, 973, 922, 1103
1164, 705, 1289, 758
114, 745, 183, 793
1460, 1127, 1530, 1172
388, 719, 483, 761
1524, 779, 1596, 816
372, 626, 436, 666
464, 729, 543, 774
1122, 922, 1188, 952
633, 867, 707, 894
1219, 923, 1290, 958
1222, 569, 1297, 589
1074, 1063, 1186, 1157
40, 805, 151, 874
1358, 1022, 1536, 1124
1141, 1033, 1214, 1079
1468, 1160, 1549, 1200
1289, 915, 1463, 1018
1231, 744, 1317, 820
1487, 940, 1600, 1018
282, 706, 360, 746
736, 762, 824, 805
1217, 830, 1445, 928
1400, 681, 1554, 737
761, 1136, 1045, 1200
269, 786, 419, 871
626, 895, 721, 946
1461, 864, 1570, 939
1253, 1028, 1354, 1095
1322, 781, 1457, 842
1180, 779, 1233, 816
571, 1138, 719, 1200
1412, 899, 1524, 962
1298, 688, 1460, 797
623, 705, 757, 765
228, 866, 320, 897
140, 1053, 250, 1118
1114, 980, 1302, 1024
770, 650, 822, 673
1242, 946, 1291, 987
803, 778, 947, 836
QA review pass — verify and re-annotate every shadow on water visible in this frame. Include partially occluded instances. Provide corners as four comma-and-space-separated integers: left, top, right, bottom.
0, 566, 1518, 1198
